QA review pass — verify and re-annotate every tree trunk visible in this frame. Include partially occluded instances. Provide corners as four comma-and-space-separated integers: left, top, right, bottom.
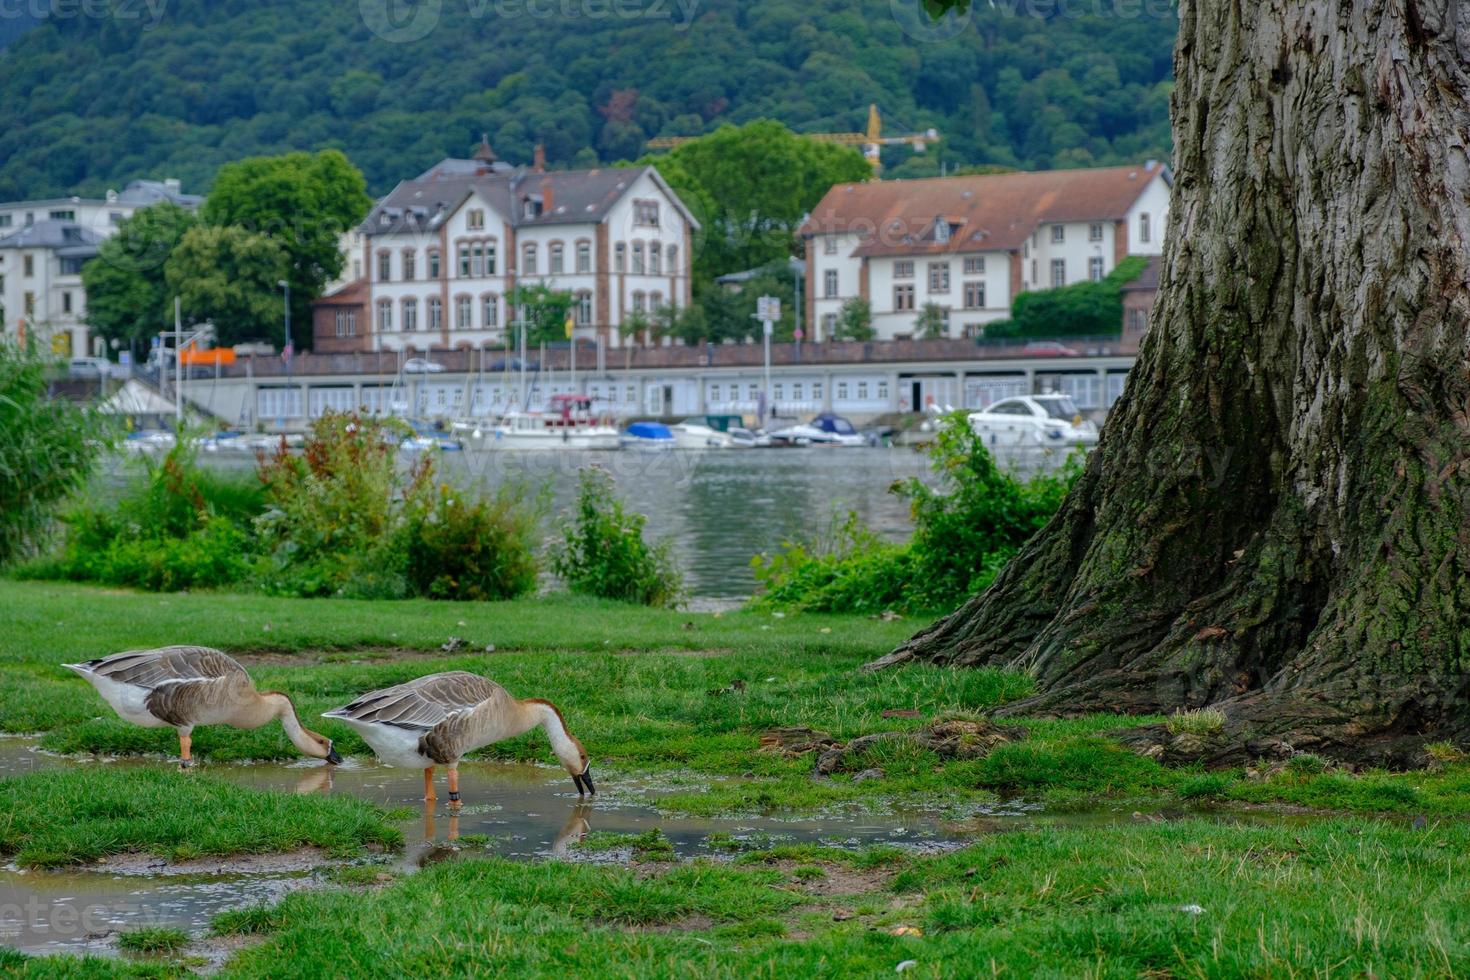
869, 0, 1470, 767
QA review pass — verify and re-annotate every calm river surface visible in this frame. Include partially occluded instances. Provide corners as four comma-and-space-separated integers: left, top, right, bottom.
105, 447, 940, 600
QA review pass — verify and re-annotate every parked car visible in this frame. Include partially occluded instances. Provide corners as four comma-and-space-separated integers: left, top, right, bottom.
67, 357, 124, 379
403, 357, 446, 373
967, 394, 1099, 448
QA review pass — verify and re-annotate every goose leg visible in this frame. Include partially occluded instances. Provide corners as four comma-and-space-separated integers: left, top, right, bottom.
447, 765, 461, 807
178, 733, 193, 771
423, 766, 437, 801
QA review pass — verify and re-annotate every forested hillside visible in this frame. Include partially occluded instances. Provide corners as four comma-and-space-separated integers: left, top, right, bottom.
0, 0, 1176, 200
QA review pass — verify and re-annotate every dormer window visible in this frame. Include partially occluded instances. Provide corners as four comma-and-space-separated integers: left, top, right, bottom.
523, 197, 542, 220
934, 219, 950, 244
379, 212, 391, 226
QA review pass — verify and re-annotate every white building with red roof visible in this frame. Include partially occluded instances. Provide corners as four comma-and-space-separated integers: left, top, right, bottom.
801, 162, 1171, 341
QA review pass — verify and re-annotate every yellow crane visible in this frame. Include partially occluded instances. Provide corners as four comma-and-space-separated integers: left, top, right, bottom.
646, 104, 938, 174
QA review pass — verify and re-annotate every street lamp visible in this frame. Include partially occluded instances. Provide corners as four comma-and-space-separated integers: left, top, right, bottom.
276, 279, 291, 356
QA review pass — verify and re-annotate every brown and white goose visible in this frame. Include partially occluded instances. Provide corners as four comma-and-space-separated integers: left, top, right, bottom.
323, 671, 593, 805
64, 646, 342, 769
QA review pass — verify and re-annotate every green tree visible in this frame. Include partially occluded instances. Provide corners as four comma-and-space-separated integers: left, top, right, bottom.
163, 226, 290, 347
643, 120, 870, 281
915, 302, 949, 339
202, 150, 371, 350
986, 256, 1146, 340
511, 283, 575, 346
81, 203, 197, 351
832, 297, 874, 341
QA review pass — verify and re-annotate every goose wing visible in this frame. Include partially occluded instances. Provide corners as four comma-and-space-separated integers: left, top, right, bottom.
71, 646, 250, 691
325, 672, 506, 731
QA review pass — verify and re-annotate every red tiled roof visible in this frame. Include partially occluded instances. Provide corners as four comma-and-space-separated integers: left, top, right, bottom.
800, 162, 1169, 258
313, 278, 370, 307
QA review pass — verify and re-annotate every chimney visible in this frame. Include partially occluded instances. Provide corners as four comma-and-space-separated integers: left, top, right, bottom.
532, 144, 546, 173
472, 133, 498, 175
540, 177, 554, 214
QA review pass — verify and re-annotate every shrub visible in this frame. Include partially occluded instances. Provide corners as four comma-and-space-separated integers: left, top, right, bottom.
1178, 772, 1235, 800
0, 340, 104, 565
550, 466, 682, 606
753, 414, 1080, 613
403, 483, 540, 601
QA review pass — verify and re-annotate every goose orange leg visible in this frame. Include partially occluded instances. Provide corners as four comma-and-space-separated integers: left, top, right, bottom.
447, 765, 461, 808
423, 766, 436, 801
178, 733, 193, 771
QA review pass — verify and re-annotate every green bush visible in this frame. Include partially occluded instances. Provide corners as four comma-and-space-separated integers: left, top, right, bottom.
983, 255, 1148, 340
0, 341, 104, 566
550, 466, 682, 607
753, 415, 1080, 613
404, 483, 540, 601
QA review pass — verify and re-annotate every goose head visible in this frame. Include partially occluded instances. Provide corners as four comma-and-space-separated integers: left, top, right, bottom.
557, 735, 595, 796
267, 692, 344, 764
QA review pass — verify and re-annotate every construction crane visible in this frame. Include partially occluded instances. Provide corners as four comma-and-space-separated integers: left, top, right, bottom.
646, 104, 938, 174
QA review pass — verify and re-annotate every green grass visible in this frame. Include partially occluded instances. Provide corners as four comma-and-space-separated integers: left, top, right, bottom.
114, 928, 189, 955
0, 767, 401, 868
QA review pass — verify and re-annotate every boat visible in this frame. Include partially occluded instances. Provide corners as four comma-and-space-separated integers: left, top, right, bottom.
400, 422, 463, 452
766, 413, 866, 447
621, 421, 675, 451
728, 426, 770, 448
966, 394, 1099, 450
122, 430, 176, 453
476, 394, 620, 450
669, 418, 735, 449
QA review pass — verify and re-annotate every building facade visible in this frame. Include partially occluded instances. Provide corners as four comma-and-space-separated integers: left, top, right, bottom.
316, 140, 698, 354
0, 178, 202, 357
801, 163, 1171, 342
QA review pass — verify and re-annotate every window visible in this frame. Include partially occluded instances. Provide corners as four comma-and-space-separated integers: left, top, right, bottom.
1127, 307, 1149, 333
824, 269, 838, 298
402, 250, 416, 281
427, 297, 442, 330
576, 241, 591, 274
377, 300, 393, 332
632, 242, 645, 275
575, 292, 592, 326
894, 284, 915, 311
824, 237, 837, 255
877, 381, 888, 399
523, 198, 541, 219
0, 215, 10, 228
109, 211, 123, 226
893, 260, 914, 279
23, 291, 34, 315
627, 386, 637, 402
49, 209, 75, 221
1089, 256, 1105, 282
1051, 259, 1066, 288
549, 242, 564, 274
467, 209, 485, 230
377, 251, 390, 281
747, 383, 759, 401
1051, 225, 1065, 244
522, 243, 538, 275
1139, 213, 1151, 244
614, 243, 625, 273
857, 382, 869, 399
428, 249, 441, 278
632, 291, 646, 313
934, 219, 950, 244
456, 295, 472, 329
812, 381, 822, 400
709, 384, 720, 401
458, 245, 471, 278
666, 244, 677, 271
649, 244, 660, 276
821, 313, 837, 337
792, 383, 804, 400
1089, 223, 1104, 242
927, 262, 950, 293
964, 281, 986, 309
774, 383, 784, 400
62, 291, 72, 314
650, 291, 662, 310
963, 256, 986, 274
484, 241, 496, 275
1032, 259, 1038, 283
402, 299, 418, 331
634, 200, 659, 227
483, 294, 499, 328
470, 243, 486, 277
836, 382, 849, 400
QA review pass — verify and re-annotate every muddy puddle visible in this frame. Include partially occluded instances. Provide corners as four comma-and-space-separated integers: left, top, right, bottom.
0, 734, 1242, 959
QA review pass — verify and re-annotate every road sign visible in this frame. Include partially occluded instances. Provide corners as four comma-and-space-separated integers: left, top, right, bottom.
755, 295, 781, 321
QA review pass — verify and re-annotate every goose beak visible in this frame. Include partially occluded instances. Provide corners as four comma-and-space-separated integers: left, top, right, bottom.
326, 744, 344, 765
573, 765, 595, 796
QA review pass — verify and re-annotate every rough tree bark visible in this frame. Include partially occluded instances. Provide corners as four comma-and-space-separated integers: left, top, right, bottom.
869, 0, 1470, 766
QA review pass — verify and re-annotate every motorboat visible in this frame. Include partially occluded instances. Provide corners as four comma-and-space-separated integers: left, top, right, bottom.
967, 394, 1099, 450
400, 422, 463, 452
122, 430, 176, 453
621, 421, 675, 451
669, 418, 735, 449
728, 426, 770, 448
474, 394, 620, 450
766, 413, 866, 447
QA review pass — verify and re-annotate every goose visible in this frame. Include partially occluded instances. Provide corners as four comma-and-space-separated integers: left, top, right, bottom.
63, 646, 342, 769
323, 671, 593, 805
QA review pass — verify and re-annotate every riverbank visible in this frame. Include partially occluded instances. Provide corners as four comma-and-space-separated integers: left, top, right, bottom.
3, 581, 1470, 974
